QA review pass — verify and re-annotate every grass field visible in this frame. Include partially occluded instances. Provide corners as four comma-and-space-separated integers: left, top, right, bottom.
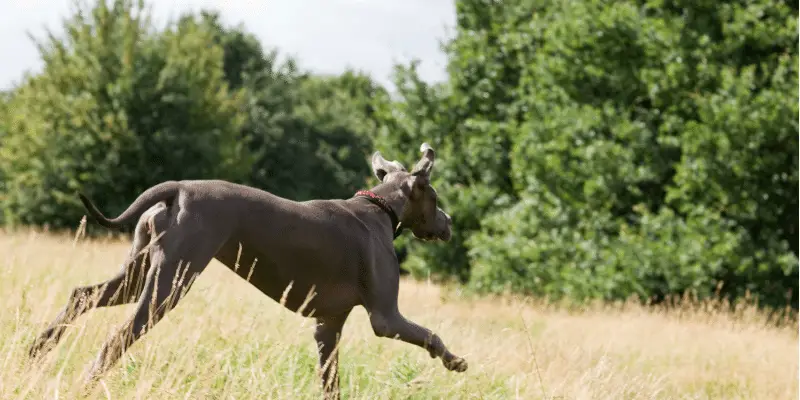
0, 230, 797, 399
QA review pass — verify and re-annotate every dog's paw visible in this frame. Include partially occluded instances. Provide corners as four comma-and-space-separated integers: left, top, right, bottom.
443, 356, 468, 372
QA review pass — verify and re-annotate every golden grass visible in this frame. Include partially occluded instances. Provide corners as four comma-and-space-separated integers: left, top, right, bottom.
0, 229, 797, 399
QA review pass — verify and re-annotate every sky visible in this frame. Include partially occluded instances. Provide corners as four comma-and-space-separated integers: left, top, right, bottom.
0, 0, 456, 90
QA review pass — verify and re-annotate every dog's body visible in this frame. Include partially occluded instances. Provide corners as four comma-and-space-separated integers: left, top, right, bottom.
29, 144, 466, 399
82, 178, 395, 318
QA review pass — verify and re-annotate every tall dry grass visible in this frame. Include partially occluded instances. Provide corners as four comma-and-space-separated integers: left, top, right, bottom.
0, 229, 797, 399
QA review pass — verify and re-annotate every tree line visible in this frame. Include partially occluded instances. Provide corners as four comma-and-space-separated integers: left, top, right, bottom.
0, 0, 796, 311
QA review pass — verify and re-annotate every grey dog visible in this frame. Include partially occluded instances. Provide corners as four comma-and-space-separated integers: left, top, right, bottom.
28, 143, 467, 399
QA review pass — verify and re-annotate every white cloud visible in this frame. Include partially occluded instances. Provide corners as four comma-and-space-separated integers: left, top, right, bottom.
0, 0, 456, 90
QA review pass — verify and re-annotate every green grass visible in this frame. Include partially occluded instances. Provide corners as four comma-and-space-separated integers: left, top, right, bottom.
1, 229, 797, 399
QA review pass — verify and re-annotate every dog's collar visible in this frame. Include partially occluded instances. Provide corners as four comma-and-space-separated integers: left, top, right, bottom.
354, 190, 403, 239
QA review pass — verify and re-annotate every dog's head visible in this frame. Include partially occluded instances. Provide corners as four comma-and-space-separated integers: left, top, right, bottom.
370, 143, 452, 242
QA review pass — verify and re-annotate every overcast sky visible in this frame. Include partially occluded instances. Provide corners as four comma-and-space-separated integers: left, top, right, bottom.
0, 0, 456, 90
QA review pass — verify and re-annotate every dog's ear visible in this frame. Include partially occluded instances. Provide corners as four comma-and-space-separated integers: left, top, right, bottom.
371, 151, 405, 181
411, 143, 435, 178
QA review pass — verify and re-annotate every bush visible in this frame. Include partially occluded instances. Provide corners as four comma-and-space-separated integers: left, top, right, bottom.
0, 0, 250, 228
0, 2, 385, 230
379, 0, 798, 309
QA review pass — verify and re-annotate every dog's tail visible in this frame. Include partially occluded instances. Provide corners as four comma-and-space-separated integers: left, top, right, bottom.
79, 181, 181, 229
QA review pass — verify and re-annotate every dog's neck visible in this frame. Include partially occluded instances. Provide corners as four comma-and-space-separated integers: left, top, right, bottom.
357, 181, 410, 238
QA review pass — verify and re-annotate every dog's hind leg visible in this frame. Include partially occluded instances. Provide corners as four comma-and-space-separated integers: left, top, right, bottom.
82, 219, 225, 384
28, 204, 166, 360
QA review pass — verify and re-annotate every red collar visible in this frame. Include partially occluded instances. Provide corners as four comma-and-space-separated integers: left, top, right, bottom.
354, 190, 403, 239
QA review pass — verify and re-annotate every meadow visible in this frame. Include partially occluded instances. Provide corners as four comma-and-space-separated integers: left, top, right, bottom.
0, 230, 796, 399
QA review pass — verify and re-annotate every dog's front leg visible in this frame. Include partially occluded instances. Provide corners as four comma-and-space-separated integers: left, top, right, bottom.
368, 310, 468, 373
314, 311, 351, 400
363, 255, 468, 373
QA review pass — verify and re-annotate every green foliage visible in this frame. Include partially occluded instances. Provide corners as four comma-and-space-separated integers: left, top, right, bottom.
0, 1, 382, 230
0, 0, 249, 228
0, 0, 795, 310
244, 70, 386, 201
189, 11, 384, 200
380, 0, 798, 308
0, 92, 8, 224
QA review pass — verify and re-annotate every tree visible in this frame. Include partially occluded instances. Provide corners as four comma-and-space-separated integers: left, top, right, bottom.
380, 0, 798, 309
0, 1, 390, 231
0, 0, 250, 228
186, 11, 385, 201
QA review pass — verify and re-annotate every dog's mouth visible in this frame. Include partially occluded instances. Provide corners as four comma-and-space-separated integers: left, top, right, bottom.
413, 231, 434, 241
414, 231, 450, 242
